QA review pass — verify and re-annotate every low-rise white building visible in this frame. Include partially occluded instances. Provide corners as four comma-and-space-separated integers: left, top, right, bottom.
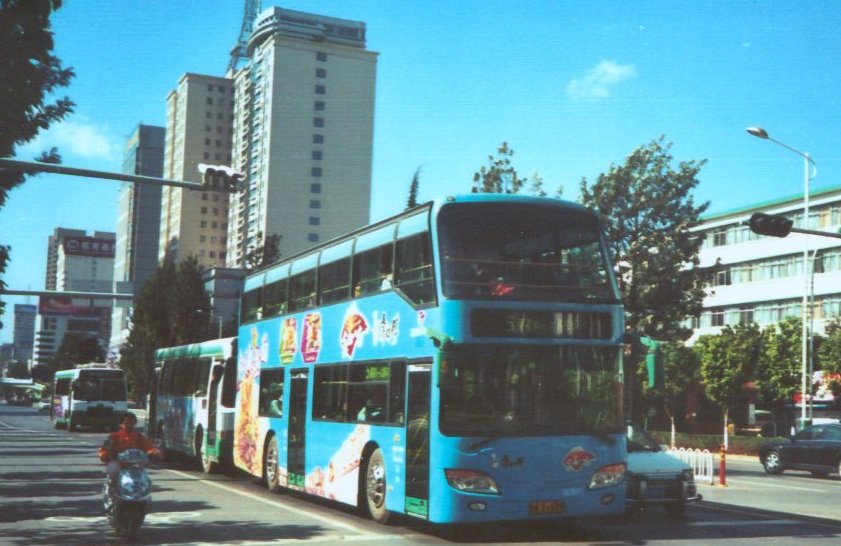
690, 184, 841, 342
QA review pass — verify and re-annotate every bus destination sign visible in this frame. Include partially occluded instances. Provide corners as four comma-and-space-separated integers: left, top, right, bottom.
471, 309, 612, 339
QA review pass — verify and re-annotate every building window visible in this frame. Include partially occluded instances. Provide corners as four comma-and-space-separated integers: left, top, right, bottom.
315, 84, 326, 95
312, 150, 323, 160
316, 52, 327, 62
314, 101, 325, 111
203, 152, 210, 159
310, 183, 322, 193
308, 233, 319, 242
316, 68, 326, 78
200, 221, 207, 228
201, 193, 208, 201
200, 235, 207, 243
206, 97, 213, 105
205, 138, 211, 145
201, 207, 208, 214
313, 134, 324, 144
310, 200, 321, 209
309, 216, 320, 226
311, 167, 322, 177
313, 117, 324, 128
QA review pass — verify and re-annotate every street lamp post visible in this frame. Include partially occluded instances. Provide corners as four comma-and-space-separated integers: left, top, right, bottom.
746, 126, 817, 430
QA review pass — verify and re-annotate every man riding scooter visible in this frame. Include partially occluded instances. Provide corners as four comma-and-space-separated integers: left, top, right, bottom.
99, 412, 161, 476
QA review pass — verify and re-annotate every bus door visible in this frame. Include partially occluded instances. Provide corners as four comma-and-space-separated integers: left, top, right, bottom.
288, 369, 309, 489
405, 363, 431, 519
206, 362, 224, 451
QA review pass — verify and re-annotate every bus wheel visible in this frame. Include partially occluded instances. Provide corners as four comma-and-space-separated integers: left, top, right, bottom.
363, 447, 390, 523
264, 436, 282, 493
198, 431, 218, 474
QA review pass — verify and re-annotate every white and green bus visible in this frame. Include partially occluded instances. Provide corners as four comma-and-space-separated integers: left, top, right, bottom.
52, 365, 128, 431
150, 337, 237, 473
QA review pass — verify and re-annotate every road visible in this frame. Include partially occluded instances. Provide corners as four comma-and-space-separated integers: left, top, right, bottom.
2, 403, 841, 545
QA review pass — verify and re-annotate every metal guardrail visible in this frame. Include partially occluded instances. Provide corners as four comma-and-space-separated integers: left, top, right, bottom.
668, 447, 715, 484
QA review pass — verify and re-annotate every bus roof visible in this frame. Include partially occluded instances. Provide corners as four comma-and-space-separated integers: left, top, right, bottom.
155, 336, 237, 361
246, 193, 593, 284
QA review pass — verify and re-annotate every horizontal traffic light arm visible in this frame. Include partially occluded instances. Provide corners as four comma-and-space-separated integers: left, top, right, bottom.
0, 158, 206, 190
747, 212, 841, 240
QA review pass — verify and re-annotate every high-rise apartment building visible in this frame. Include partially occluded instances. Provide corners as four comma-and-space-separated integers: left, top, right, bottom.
33, 230, 115, 365
13, 304, 36, 366
160, 73, 234, 268
110, 124, 165, 353
227, 7, 377, 266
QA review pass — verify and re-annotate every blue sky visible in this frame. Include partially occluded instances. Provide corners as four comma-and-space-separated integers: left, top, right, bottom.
3, 0, 841, 344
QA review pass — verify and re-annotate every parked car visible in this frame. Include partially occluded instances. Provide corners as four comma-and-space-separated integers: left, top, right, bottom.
626, 425, 702, 515
759, 423, 841, 477
37, 399, 51, 412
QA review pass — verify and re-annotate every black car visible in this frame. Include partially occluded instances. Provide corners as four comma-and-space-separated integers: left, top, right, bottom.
759, 423, 841, 477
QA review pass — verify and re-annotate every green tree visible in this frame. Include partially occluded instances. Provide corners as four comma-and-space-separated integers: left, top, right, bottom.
696, 323, 763, 439
406, 167, 420, 209
245, 232, 282, 270
51, 332, 105, 370
119, 256, 211, 398
171, 256, 211, 344
472, 142, 524, 194
0, 0, 75, 327
579, 136, 709, 341
818, 318, 841, 376
758, 316, 803, 407
658, 341, 702, 440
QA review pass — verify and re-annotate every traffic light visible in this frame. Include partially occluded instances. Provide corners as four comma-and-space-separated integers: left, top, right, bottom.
198, 163, 245, 192
748, 212, 793, 238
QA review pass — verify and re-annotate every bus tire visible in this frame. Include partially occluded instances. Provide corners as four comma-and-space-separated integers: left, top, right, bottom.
264, 436, 282, 493
198, 428, 218, 474
362, 447, 390, 524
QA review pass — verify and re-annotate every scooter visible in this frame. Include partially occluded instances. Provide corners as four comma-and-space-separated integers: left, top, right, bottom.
102, 448, 153, 537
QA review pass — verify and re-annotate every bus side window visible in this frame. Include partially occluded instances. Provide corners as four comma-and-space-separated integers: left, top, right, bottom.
395, 232, 435, 305
241, 287, 264, 323
259, 368, 285, 417
289, 269, 317, 312
263, 278, 288, 318
313, 365, 348, 421
220, 357, 237, 409
319, 257, 352, 305
353, 245, 394, 297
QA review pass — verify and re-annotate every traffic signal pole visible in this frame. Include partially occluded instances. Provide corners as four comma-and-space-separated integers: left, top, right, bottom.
0, 158, 206, 190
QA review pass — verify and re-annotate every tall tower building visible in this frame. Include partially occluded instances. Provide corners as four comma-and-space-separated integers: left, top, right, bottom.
13, 304, 36, 366
110, 124, 165, 353
160, 73, 234, 268
227, 7, 377, 266
34, 230, 115, 365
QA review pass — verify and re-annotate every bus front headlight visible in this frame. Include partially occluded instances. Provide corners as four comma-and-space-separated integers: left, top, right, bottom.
445, 469, 500, 494
588, 463, 626, 489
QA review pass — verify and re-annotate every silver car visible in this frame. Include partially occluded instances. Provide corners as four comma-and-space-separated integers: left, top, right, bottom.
626, 425, 702, 515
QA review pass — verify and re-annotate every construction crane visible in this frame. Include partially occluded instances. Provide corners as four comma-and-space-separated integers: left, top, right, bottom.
227, 0, 261, 75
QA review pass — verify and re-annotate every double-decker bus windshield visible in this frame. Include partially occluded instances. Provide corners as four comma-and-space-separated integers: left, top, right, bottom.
439, 203, 616, 303
440, 345, 622, 437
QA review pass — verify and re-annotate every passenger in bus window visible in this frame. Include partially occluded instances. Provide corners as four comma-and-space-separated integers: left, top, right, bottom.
269, 393, 283, 417
357, 392, 385, 422
380, 272, 393, 290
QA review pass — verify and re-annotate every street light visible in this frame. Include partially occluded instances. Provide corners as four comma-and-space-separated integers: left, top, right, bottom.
746, 126, 817, 430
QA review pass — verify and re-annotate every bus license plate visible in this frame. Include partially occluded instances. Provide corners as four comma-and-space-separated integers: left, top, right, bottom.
529, 500, 566, 515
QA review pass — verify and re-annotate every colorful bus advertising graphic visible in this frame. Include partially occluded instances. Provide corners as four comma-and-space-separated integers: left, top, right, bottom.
280, 317, 297, 364
301, 313, 322, 363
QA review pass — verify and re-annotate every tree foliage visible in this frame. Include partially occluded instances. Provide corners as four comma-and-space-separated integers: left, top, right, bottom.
51, 332, 105, 370
245, 232, 282, 270
406, 167, 420, 209
658, 341, 702, 426
758, 316, 803, 406
0, 0, 75, 326
695, 323, 763, 425
579, 136, 709, 340
119, 256, 211, 398
818, 318, 841, 376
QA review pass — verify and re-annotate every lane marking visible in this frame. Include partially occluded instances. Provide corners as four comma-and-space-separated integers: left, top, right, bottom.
161, 467, 391, 538
725, 479, 826, 492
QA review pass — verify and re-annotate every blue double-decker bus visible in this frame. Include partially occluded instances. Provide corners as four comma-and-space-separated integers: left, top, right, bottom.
233, 194, 626, 524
